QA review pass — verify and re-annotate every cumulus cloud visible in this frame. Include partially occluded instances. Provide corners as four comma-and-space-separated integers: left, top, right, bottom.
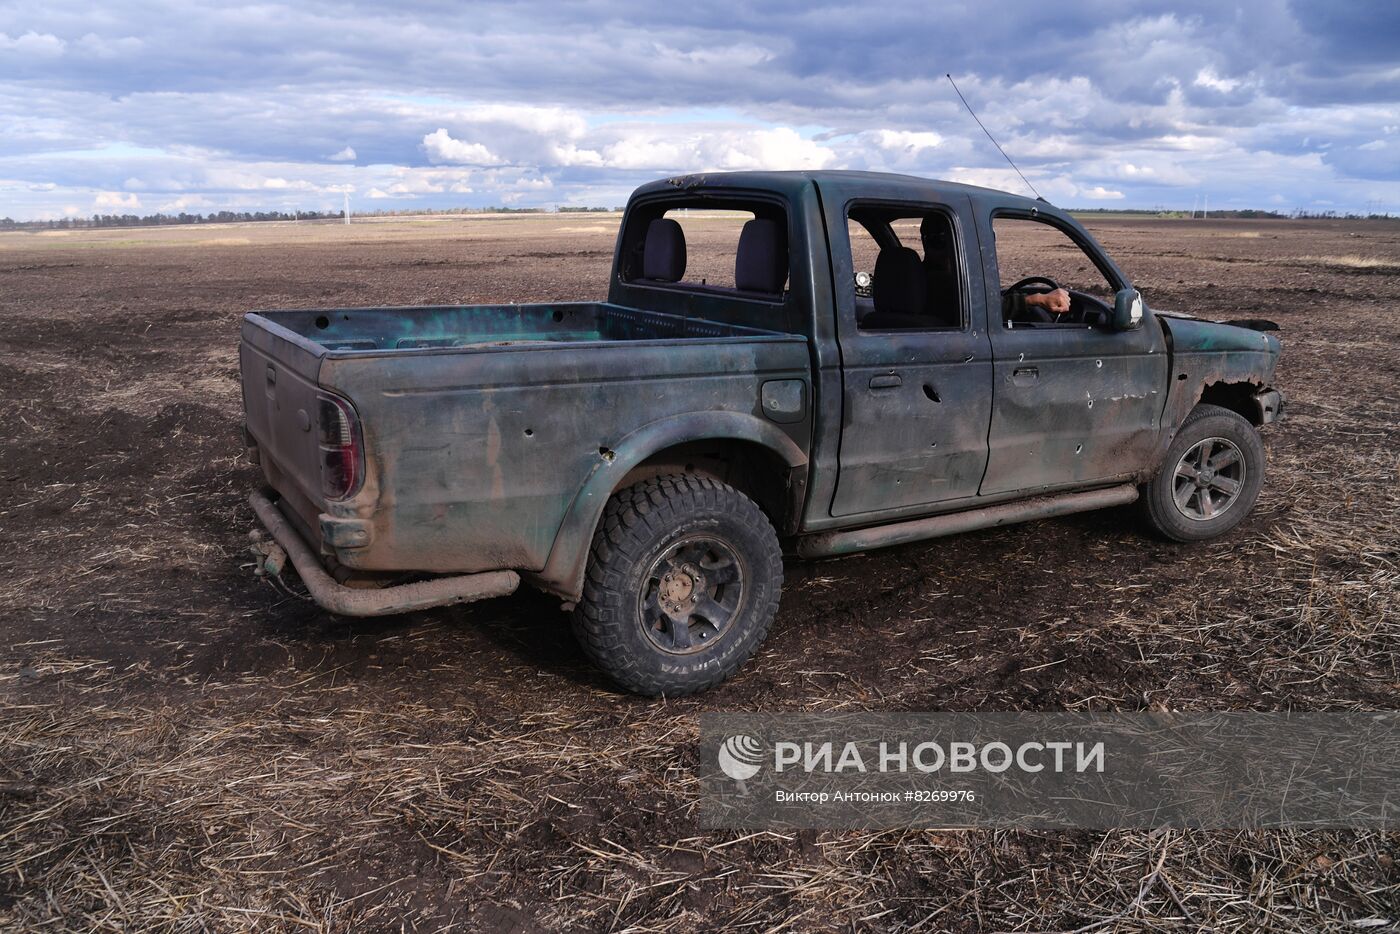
422, 128, 503, 165
0, 1, 1396, 217
600, 126, 833, 171
873, 130, 943, 154
0, 31, 66, 57
94, 191, 140, 209
159, 194, 213, 211
1194, 68, 1242, 94
445, 104, 587, 140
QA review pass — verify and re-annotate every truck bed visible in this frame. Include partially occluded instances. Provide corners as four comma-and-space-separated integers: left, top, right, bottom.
240, 300, 812, 585
249, 301, 786, 354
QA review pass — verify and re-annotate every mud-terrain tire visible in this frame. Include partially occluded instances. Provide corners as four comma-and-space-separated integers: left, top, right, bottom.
1141, 403, 1265, 542
572, 474, 783, 696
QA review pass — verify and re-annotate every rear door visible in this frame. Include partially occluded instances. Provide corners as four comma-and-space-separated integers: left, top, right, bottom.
822, 187, 994, 519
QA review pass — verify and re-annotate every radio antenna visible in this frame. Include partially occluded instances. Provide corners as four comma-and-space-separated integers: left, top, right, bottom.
946, 73, 1043, 201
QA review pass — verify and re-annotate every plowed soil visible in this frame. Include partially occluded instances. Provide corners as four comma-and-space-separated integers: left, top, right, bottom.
2, 215, 1397, 931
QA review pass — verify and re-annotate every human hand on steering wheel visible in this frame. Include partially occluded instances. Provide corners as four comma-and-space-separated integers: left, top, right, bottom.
1005, 276, 1072, 315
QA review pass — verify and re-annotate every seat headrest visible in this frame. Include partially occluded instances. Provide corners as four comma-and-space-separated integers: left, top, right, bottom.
873, 247, 926, 317
920, 215, 947, 244
922, 216, 953, 263
642, 218, 686, 282
734, 218, 788, 294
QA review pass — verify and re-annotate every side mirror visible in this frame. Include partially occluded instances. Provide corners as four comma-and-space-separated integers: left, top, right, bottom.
1113, 288, 1144, 331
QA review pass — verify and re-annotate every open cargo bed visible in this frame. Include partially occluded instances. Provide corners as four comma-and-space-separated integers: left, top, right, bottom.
247, 301, 789, 354
239, 298, 812, 584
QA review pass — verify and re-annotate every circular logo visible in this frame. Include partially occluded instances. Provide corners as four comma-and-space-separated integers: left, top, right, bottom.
717, 734, 764, 781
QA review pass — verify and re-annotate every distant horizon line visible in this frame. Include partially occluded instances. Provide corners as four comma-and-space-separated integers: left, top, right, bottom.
5, 203, 1396, 228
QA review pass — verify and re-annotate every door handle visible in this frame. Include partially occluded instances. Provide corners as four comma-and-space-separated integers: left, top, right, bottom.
1012, 366, 1039, 386
869, 374, 902, 390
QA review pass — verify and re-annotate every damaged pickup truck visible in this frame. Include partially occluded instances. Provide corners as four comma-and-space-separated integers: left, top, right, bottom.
241, 170, 1284, 695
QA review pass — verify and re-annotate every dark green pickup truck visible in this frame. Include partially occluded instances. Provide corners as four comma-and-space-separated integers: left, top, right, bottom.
241, 170, 1284, 695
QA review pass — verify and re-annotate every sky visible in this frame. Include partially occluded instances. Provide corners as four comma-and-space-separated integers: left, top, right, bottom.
2, 1, 1398, 220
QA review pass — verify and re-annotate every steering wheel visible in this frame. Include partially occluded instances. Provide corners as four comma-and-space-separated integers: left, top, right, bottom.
1003, 275, 1111, 326
1004, 274, 1099, 325
1003, 275, 1061, 295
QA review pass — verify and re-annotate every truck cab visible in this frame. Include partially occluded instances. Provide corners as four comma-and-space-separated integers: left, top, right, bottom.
242, 170, 1283, 695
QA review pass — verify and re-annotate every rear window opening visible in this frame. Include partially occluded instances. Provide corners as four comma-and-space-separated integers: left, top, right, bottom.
619, 199, 790, 302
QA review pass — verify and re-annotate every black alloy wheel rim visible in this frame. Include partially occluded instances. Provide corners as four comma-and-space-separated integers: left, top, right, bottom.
638, 536, 746, 654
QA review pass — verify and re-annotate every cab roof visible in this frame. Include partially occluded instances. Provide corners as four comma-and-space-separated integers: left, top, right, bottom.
629, 170, 1048, 212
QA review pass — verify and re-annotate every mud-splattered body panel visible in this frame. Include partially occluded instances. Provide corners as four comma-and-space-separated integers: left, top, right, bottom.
242, 302, 810, 580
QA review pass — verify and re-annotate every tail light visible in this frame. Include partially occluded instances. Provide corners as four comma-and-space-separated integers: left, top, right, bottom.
317, 393, 363, 500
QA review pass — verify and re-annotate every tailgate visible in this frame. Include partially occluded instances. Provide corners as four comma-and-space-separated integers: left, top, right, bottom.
240, 314, 328, 537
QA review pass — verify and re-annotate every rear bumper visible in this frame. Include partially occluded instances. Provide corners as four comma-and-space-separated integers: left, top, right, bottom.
249, 490, 519, 617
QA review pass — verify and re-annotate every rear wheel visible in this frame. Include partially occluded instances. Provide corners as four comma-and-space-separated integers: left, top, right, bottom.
572, 474, 783, 696
1141, 403, 1265, 542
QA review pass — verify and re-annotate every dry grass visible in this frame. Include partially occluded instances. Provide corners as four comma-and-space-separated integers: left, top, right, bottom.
1304, 254, 1400, 272
3, 692, 1397, 931
2, 216, 1397, 931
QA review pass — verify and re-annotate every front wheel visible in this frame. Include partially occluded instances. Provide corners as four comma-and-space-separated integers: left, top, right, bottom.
1141, 403, 1266, 542
572, 474, 784, 696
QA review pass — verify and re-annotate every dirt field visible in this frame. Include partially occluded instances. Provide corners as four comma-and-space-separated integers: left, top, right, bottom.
2, 212, 1397, 932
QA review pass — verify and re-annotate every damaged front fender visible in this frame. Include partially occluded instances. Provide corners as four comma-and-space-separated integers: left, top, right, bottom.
1149, 315, 1284, 471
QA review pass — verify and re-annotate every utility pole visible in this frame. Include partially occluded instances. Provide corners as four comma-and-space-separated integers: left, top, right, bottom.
1203, 195, 1208, 220
343, 191, 350, 225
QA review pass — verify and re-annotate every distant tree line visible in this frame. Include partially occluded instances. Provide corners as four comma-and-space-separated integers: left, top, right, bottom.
1069, 208, 1290, 219
1070, 207, 1394, 220
0, 210, 341, 231
0, 205, 626, 230
1287, 209, 1394, 220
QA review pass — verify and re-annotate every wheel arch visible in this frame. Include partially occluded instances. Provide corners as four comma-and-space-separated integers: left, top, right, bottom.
1199, 379, 1268, 426
527, 412, 808, 602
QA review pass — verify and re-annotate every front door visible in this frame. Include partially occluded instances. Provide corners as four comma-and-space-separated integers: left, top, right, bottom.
980, 211, 1167, 495
828, 195, 994, 518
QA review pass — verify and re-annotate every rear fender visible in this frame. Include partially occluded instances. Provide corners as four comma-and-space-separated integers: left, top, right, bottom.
529, 411, 807, 601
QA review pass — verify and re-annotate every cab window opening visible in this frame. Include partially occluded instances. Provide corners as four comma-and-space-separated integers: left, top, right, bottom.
992, 213, 1121, 330
848, 203, 965, 333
